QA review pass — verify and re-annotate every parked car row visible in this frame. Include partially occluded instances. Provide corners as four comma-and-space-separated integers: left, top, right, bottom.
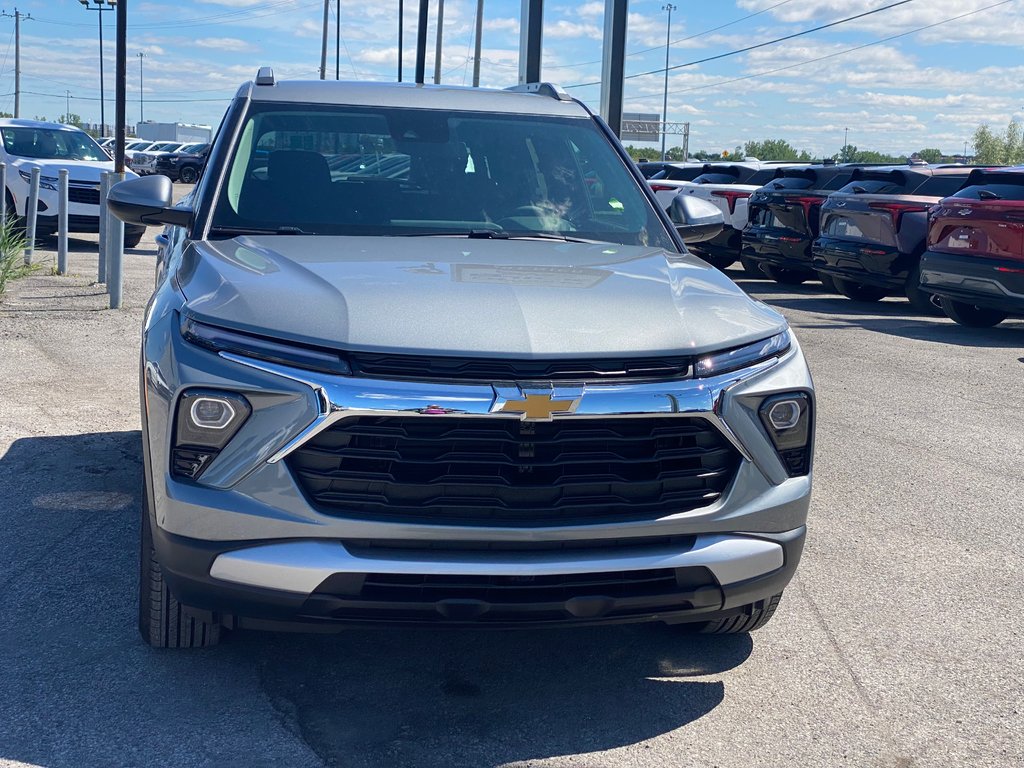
649, 161, 1022, 328
94, 137, 210, 183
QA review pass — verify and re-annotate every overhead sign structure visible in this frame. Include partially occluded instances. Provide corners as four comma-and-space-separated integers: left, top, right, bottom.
620, 113, 661, 142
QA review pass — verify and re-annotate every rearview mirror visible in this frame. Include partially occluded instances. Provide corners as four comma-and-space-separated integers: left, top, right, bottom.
669, 195, 725, 243
107, 174, 192, 227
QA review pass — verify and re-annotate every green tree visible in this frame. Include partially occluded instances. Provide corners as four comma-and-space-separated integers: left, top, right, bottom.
743, 138, 813, 161
972, 124, 1002, 164
916, 148, 944, 163
58, 113, 83, 128
971, 121, 1024, 165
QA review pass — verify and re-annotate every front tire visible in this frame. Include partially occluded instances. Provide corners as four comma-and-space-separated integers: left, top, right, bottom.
939, 297, 1008, 328
699, 592, 784, 634
179, 166, 199, 184
139, 479, 221, 648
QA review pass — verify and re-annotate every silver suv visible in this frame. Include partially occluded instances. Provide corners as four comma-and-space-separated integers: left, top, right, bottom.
109, 70, 814, 647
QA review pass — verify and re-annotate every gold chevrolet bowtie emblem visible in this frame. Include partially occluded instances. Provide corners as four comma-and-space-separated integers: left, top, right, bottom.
500, 394, 578, 421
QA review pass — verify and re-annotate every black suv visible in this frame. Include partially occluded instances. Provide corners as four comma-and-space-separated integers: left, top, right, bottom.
154, 142, 210, 183
813, 166, 978, 312
742, 164, 878, 284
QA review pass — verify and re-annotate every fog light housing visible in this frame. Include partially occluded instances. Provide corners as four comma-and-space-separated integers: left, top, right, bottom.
172, 390, 251, 479
759, 392, 813, 477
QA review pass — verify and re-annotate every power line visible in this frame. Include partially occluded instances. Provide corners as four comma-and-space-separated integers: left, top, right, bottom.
557, 0, 796, 70
30, 0, 319, 30
566, 0, 917, 89
631, 0, 1015, 102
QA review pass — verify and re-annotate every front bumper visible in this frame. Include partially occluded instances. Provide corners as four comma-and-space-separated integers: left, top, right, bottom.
920, 250, 1024, 315
142, 304, 814, 628
155, 523, 805, 628
35, 213, 146, 237
813, 237, 910, 289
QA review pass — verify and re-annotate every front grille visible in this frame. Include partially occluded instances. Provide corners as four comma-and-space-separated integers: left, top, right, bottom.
288, 416, 740, 526
68, 187, 100, 205
347, 352, 694, 381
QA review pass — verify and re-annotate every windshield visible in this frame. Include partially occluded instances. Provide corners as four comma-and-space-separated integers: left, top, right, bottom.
211, 103, 676, 249
1, 127, 107, 161
182, 143, 208, 155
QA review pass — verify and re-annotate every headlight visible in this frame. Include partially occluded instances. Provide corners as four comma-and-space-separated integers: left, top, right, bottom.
181, 315, 352, 375
759, 392, 813, 477
694, 330, 791, 377
168, 157, 181, 163
19, 169, 58, 191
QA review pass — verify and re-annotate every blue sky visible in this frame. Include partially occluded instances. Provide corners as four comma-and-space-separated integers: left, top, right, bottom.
2, 0, 1022, 156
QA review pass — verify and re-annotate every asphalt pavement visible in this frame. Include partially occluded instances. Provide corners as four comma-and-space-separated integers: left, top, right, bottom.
0, 208, 1021, 768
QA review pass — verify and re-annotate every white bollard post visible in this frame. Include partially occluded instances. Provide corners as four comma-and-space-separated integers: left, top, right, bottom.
0, 162, 6, 229
57, 169, 69, 275
24, 167, 40, 265
107, 172, 126, 309
98, 172, 110, 283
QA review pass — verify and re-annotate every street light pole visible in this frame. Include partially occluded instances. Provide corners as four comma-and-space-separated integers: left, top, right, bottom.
80, 0, 116, 135
137, 51, 145, 123
660, 4, 675, 161
844, 126, 849, 160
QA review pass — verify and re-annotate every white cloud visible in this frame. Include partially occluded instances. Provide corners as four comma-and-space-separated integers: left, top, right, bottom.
193, 37, 253, 52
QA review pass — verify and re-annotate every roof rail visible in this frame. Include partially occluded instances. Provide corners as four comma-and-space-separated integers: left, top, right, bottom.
255, 66, 275, 86
503, 82, 573, 101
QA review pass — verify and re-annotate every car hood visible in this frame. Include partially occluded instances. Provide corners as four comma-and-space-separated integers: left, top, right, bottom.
6, 157, 124, 181
176, 236, 787, 357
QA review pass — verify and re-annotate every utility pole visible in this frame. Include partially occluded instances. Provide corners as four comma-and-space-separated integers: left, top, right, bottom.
471, 0, 483, 86
682, 121, 690, 160
335, 0, 340, 79
844, 126, 849, 160
319, 0, 329, 79
398, 0, 404, 82
80, 1, 116, 135
65, 90, 70, 121
660, 4, 675, 161
1, 9, 30, 118
136, 51, 145, 123
433, 0, 445, 84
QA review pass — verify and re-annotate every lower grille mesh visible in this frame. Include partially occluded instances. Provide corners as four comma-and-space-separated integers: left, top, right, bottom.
288, 416, 740, 526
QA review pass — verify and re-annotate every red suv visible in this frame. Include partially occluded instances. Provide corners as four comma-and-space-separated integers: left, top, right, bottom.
920, 168, 1024, 327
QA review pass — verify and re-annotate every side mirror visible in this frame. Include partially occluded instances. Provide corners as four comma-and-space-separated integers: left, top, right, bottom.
669, 194, 725, 243
107, 174, 192, 227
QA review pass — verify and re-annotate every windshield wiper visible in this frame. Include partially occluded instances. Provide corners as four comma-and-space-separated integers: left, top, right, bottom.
208, 225, 308, 237
400, 229, 600, 244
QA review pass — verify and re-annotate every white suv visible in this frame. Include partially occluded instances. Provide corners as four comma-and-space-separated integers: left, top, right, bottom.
0, 118, 146, 247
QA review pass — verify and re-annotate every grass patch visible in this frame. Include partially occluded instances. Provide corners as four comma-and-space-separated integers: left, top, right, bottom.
0, 219, 33, 299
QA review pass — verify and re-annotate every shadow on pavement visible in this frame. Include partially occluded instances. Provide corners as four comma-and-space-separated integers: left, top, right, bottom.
0, 431, 751, 768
